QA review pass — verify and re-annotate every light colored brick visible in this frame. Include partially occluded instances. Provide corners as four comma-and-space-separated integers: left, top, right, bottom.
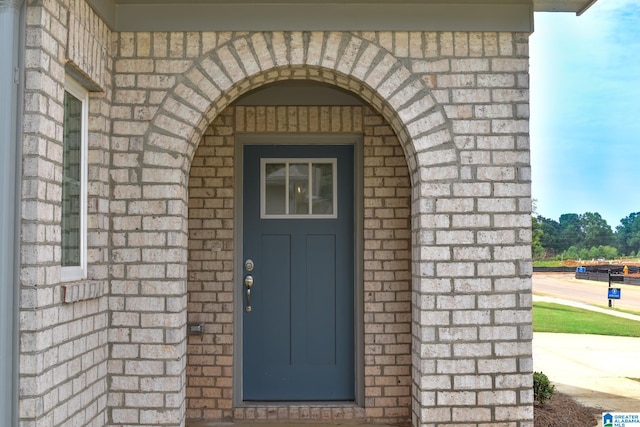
21, 21, 534, 427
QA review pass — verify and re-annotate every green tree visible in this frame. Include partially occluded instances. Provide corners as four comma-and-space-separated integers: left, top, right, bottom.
558, 213, 584, 249
581, 212, 613, 249
601, 245, 618, 260
533, 209, 640, 260
560, 246, 580, 260
578, 247, 589, 260
585, 245, 618, 260
616, 212, 640, 256
532, 216, 545, 259
536, 216, 562, 254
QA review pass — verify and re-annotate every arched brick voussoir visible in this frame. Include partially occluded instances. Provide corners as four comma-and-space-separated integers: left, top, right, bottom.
416, 147, 458, 168
249, 33, 276, 71
350, 42, 383, 82
288, 32, 307, 66
335, 36, 364, 76
170, 83, 216, 120
231, 37, 262, 77
144, 61, 238, 169
145, 77, 225, 156
305, 32, 327, 67
392, 81, 437, 125
184, 67, 223, 103
418, 163, 459, 183
360, 52, 398, 92
375, 64, 413, 103
144, 31, 456, 182
269, 32, 290, 68
319, 32, 345, 71
153, 112, 197, 143
412, 128, 454, 154
146, 111, 202, 158
406, 110, 447, 142
215, 44, 251, 87
198, 56, 235, 94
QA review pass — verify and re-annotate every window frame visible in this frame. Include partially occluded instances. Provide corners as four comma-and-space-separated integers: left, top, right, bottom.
60, 75, 88, 282
260, 157, 338, 219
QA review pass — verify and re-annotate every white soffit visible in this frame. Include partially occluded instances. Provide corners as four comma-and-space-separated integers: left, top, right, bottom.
534, 0, 598, 14
88, 0, 598, 32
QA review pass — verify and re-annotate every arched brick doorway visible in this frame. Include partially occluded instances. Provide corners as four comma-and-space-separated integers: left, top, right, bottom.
130, 31, 482, 427
186, 81, 414, 424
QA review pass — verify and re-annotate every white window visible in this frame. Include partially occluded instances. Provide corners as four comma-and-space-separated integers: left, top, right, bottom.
60, 76, 88, 281
261, 158, 337, 219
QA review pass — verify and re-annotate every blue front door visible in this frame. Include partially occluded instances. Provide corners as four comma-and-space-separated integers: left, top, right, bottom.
242, 144, 355, 401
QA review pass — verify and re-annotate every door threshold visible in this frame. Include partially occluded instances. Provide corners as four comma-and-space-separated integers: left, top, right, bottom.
229, 403, 369, 425
188, 423, 401, 427
238, 401, 358, 406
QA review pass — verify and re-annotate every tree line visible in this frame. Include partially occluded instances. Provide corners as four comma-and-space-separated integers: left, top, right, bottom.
532, 212, 640, 261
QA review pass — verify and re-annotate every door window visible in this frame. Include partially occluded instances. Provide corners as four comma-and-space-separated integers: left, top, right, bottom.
261, 158, 336, 218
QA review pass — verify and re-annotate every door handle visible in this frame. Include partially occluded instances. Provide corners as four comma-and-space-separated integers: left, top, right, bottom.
245, 275, 254, 312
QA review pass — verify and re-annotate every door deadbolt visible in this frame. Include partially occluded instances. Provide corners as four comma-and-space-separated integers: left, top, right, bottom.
244, 259, 254, 272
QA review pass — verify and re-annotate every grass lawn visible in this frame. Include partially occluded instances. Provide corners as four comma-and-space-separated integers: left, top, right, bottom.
532, 260, 565, 268
533, 302, 640, 337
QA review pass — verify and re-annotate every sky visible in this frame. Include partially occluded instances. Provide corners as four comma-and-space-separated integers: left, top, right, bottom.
529, 0, 640, 229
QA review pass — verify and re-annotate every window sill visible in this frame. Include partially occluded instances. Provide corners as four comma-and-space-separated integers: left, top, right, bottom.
62, 280, 107, 304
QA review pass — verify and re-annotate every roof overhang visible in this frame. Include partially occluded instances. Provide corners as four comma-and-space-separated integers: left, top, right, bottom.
87, 0, 598, 32
534, 0, 598, 14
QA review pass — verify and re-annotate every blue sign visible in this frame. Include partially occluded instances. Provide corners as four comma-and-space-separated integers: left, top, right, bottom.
608, 288, 622, 300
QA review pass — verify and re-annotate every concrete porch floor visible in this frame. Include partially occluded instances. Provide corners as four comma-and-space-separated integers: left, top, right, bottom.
188, 422, 401, 427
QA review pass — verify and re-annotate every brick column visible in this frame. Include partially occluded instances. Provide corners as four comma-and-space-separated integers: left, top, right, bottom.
109, 176, 189, 426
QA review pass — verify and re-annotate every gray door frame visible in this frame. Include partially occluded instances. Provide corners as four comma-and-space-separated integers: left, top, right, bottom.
233, 133, 364, 406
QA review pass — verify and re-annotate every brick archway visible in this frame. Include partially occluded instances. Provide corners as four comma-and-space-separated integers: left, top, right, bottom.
144, 32, 455, 177
137, 31, 460, 427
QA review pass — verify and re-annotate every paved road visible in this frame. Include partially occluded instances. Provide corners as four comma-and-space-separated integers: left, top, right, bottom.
533, 272, 640, 313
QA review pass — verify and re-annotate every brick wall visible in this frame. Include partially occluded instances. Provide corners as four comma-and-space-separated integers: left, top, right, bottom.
362, 110, 413, 423
186, 105, 412, 424
186, 109, 236, 421
19, 20, 533, 427
20, 1, 112, 426
411, 32, 533, 426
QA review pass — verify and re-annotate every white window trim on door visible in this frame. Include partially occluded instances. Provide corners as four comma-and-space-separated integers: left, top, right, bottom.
60, 75, 88, 282
260, 157, 338, 219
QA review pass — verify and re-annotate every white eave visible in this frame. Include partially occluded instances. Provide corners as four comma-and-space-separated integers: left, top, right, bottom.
534, 0, 598, 14
87, 0, 599, 32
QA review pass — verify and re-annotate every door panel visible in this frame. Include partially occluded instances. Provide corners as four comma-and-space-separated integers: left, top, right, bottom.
304, 234, 336, 365
242, 144, 354, 401
261, 234, 291, 365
